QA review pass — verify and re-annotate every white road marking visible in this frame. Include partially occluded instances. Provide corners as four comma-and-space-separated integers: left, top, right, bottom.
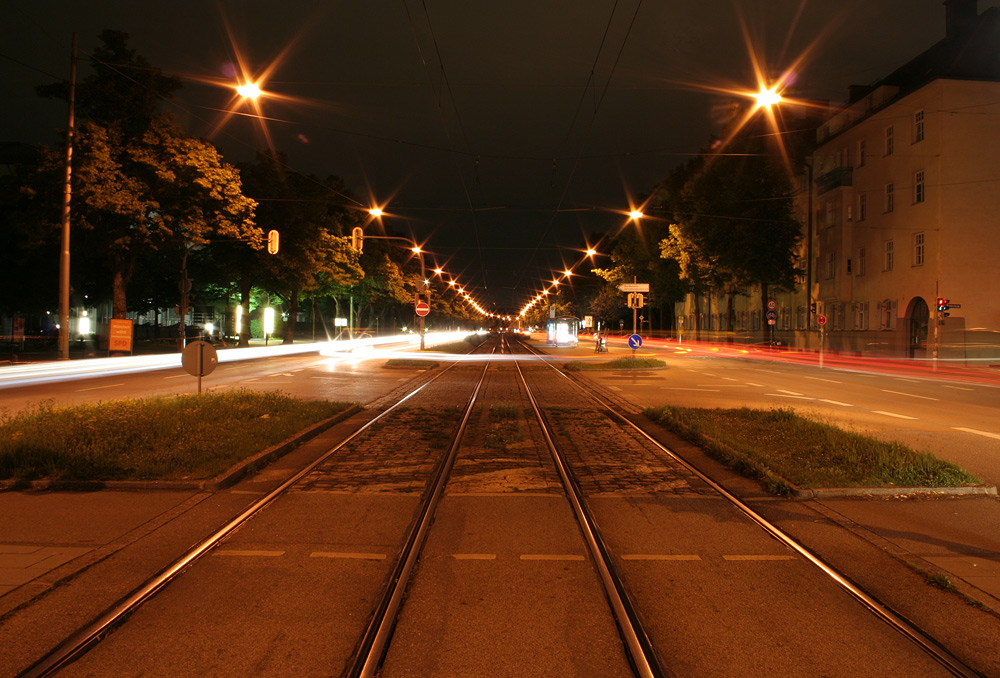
622, 554, 701, 561
943, 385, 974, 391
818, 399, 854, 407
212, 550, 284, 557
76, 383, 125, 392
311, 552, 387, 560
721, 376, 740, 382
745, 382, 764, 387
872, 410, 918, 420
776, 389, 804, 396
666, 388, 721, 392
895, 377, 920, 383
452, 554, 497, 560
520, 554, 586, 561
724, 555, 796, 561
769, 394, 815, 400
609, 386, 622, 391
804, 376, 842, 384
697, 384, 748, 388
163, 374, 187, 380
952, 427, 1000, 441
881, 389, 939, 401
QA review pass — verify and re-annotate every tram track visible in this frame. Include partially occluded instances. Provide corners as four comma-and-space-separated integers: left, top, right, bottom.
15, 332, 987, 677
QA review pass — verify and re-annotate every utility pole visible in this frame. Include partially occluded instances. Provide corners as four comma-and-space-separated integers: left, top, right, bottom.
58, 34, 77, 360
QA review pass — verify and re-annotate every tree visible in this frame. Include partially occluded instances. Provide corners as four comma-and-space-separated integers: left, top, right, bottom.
239, 153, 362, 344
656, 121, 802, 340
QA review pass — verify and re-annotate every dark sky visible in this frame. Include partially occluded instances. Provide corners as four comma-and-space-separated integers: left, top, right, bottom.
2, 1, 990, 313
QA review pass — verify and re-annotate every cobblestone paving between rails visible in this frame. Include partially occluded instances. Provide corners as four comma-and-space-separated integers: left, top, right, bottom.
446, 363, 563, 494
291, 366, 482, 493
522, 365, 715, 497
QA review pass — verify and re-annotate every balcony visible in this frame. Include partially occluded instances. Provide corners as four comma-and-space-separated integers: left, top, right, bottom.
816, 166, 853, 195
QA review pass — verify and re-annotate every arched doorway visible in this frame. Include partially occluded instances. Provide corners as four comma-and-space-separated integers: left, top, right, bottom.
906, 297, 929, 358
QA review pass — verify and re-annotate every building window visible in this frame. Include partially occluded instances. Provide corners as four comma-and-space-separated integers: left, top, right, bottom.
855, 302, 868, 330
826, 253, 836, 279
884, 183, 894, 213
879, 300, 896, 330
914, 170, 925, 203
884, 240, 894, 271
858, 247, 866, 276
913, 232, 925, 266
846, 204, 853, 221
914, 110, 925, 143
858, 139, 866, 167
885, 125, 894, 156
858, 193, 867, 221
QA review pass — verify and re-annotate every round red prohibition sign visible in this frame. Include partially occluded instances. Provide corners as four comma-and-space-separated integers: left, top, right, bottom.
415, 300, 430, 317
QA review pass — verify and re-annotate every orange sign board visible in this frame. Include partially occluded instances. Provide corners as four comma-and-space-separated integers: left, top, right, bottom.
109, 319, 134, 352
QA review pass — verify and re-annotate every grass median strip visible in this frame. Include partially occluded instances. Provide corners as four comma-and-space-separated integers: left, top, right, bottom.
0, 389, 352, 482
645, 405, 980, 495
564, 357, 666, 371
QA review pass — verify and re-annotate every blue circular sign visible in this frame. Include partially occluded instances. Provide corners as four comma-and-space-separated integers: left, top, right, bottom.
627, 333, 643, 349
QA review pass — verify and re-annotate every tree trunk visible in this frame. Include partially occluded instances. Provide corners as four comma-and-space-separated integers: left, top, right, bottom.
238, 269, 251, 347
177, 247, 191, 352
693, 292, 702, 341
283, 289, 298, 344
727, 291, 736, 342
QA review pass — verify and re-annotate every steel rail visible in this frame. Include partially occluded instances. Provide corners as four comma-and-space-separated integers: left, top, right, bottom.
518, 336, 983, 678
342, 336, 498, 678
18, 349, 476, 678
509, 339, 666, 678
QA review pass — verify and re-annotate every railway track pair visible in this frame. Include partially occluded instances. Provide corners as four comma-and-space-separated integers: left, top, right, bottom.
19, 334, 983, 677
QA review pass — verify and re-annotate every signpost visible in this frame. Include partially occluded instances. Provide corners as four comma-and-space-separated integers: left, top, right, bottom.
816, 314, 827, 368
181, 339, 218, 394
618, 283, 650, 293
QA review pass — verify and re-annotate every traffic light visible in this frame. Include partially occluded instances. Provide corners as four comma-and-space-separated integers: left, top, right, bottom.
351, 226, 364, 253
266, 229, 279, 255
937, 298, 951, 318
809, 302, 817, 314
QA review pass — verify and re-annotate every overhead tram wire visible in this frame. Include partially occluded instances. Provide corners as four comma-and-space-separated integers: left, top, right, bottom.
403, 0, 492, 306
511, 0, 645, 309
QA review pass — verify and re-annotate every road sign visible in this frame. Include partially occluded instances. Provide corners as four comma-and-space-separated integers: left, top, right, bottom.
767, 299, 777, 311
182, 340, 218, 395
765, 310, 777, 321
947, 303, 962, 309
767, 319, 776, 326
415, 299, 430, 317
817, 314, 827, 326
627, 333, 643, 349
618, 283, 650, 293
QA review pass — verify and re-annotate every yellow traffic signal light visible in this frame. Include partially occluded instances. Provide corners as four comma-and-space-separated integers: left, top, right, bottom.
266, 229, 279, 255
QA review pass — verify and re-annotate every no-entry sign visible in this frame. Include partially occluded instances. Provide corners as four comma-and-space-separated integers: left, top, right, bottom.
415, 300, 430, 317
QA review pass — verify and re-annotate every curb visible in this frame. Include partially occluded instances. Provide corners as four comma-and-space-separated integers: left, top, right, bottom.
790, 484, 998, 499
0, 405, 362, 493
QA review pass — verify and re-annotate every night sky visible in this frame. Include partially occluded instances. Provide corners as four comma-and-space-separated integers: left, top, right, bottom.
2, 1, 990, 312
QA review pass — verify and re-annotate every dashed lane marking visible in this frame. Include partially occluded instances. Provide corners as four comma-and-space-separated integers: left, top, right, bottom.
723, 555, 796, 561
520, 554, 586, 561
745, 382, 764, 387
698, 384, 748, 388
163, 374, 187, 380
311, 552, 387, 560
212, 550, 284, 557
770, 394, 814, 400
76, 383, 125, 392
943, 385, 974, 391
881, 389, 939, 401
622, 555, 701, 561
776, 389, 804, 396
818, 399, 854, 407
872, 410, 918, 420
952, 427, 1000, 440
804, 376, 842, 384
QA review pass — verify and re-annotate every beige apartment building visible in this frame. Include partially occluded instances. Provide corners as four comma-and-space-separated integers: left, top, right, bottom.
812, 0, 1000, 362
674, 0, 1000, 364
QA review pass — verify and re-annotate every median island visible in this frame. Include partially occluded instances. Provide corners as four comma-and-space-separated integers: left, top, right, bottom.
0, 390, 352, 482
645, 405, 982, 496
